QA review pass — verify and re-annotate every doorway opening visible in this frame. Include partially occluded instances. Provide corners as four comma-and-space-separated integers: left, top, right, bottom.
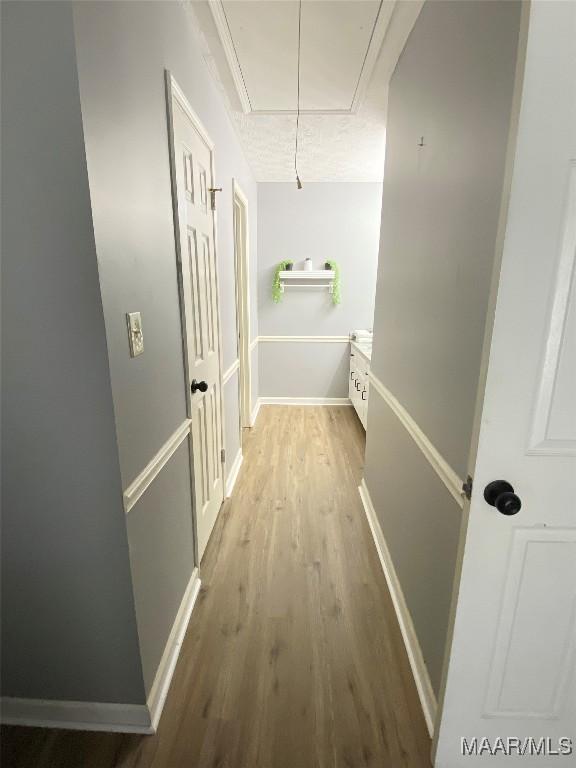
232, 179, 252, 442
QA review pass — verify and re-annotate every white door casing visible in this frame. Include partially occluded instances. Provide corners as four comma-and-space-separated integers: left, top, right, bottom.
435, 3, 576, 766
232, 180, 252, 430
166, 73, 225, 562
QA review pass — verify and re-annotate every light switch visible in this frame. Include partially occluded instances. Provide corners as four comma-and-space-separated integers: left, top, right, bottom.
126, 312, 144, 357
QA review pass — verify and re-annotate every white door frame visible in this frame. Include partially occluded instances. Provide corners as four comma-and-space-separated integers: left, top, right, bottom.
164, 71, 227, 562
232, 179, 252, 431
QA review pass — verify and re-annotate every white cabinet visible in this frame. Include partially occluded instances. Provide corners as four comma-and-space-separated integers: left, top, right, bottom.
349, 345, 370, 429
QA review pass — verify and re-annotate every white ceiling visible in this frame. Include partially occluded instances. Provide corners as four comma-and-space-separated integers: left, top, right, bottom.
220, 0, 382, 112
189, 1, 422, 182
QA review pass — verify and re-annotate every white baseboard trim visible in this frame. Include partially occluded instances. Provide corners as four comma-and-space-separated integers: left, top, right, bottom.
250, 398, 261, 427
258, 397, 351, 406
146, 567, 201, 731
0, 697, 153, 734
358, 478, 437, 737
3, 569, 204, 734
225, 449, 243, 497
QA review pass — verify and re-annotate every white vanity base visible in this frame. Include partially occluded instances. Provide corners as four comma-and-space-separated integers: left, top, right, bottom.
349, 341, 371, 429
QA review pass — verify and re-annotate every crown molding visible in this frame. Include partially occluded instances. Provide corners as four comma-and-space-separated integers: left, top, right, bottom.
209, 0, 397, 116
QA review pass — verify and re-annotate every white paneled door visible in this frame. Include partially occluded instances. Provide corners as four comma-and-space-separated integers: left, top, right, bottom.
167, 75, 224, 562
435, 3, 576, 766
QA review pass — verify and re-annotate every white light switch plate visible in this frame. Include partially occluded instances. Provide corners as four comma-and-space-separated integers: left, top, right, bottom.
126, 312, 144, 357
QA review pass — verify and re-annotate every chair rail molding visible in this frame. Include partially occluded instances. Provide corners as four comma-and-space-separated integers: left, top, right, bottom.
368, 371, 464, 508
222, 358, 240, 385
358, 478, 437, 737
258, 335, 349, 343
123, 419, 192, 514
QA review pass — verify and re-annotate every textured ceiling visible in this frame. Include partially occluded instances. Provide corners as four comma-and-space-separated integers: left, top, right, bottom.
231, 102, 387, 183
188, 1, 421, 182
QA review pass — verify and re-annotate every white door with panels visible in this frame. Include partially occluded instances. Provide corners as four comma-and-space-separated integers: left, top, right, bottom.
167, 75, 224, 562
435, 3, 576, 765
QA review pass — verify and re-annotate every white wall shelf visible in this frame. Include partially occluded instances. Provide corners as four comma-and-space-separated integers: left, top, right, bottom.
279, 270, 335, 293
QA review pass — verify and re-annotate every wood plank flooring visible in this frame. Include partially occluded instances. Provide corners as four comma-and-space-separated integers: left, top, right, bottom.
2, 406, 431, 768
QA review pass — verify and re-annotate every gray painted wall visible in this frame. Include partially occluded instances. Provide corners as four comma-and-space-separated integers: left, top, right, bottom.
259, 343, 351, 399
365, 397, 461, 693
1, 1, 145, 704
370, 0, 521, 477
364, 0, 521, 695
73, 0, 259, 694
126, 442, 194, 694
258, 182, 381, 398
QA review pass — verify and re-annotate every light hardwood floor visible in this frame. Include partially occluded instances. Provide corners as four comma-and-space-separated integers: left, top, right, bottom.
2, 406, 431, 767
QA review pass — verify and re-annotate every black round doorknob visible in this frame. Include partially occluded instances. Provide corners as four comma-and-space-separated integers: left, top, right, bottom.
484, 480, 521, 516
191, 379, 208, 394
494, 491, 522, 516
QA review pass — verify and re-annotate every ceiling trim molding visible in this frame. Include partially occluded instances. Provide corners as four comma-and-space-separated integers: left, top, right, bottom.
209, 0, 397, 116
209, 0, 252, 113
248, 108, 360, 117
350, 0, 396, 113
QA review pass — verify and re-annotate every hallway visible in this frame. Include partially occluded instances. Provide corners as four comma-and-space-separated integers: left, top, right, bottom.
2, 406, 431, 768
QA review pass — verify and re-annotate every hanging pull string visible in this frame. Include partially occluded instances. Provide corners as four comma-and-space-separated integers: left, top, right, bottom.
295, 0, 303, 189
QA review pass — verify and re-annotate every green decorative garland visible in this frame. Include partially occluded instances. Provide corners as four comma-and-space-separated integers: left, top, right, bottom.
325, 260, 341, 305
272, 260, 293, 303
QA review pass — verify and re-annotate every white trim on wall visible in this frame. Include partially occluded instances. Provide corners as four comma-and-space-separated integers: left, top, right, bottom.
168, 73, 214, 149
258, 335, 349, 343
251, 398, 261, 427
208, 0, 252, 114
258, 396, 351, 406
249, 337, 258, 353
208, 0, 402, 117
147, 568, 201, 731
225, 448, 243, 497
222, 358, 240, 385
123, 420, 192, 514
368, 371, 464, 509
0, 698, 153, 734
358, 479, 437, 737
232, 179, 253, 430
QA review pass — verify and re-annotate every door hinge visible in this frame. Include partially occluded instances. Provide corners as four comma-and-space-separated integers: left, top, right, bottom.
461, 474, 473, 501
221, 448, 226, 464
209, 187, 222, 211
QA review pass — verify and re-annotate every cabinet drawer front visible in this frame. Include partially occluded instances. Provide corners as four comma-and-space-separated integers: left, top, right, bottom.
349, 373, 358, 401
354, 354, 368, 376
